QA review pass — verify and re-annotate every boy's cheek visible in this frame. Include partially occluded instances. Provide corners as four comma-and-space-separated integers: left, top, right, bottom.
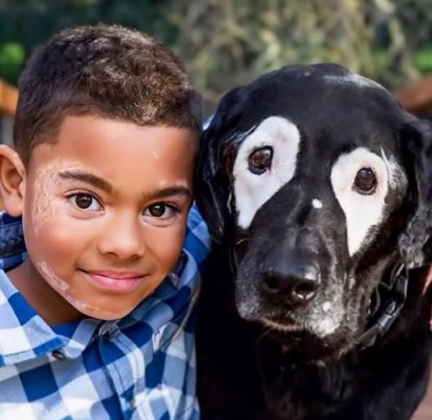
147, 223, 188, 276
23, 210, 88, 277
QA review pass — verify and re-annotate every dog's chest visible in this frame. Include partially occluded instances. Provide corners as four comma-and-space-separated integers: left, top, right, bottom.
258, 348, 355, 420
256, 334, 432, 420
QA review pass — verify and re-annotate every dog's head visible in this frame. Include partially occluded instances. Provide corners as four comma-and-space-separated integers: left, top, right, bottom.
196, 64, 432, 361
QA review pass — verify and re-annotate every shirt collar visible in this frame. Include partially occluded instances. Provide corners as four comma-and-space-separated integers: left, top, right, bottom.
0, 268, 102, 366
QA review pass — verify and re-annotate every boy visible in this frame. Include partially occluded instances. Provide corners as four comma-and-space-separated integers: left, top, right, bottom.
0, 24, 209, 420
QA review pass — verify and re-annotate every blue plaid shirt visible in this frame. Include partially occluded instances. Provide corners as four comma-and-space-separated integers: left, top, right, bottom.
0, 204, 210, 420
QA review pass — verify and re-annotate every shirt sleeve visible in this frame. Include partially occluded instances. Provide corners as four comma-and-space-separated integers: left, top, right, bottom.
153, 204, 210, 419
0, 212, 27, 271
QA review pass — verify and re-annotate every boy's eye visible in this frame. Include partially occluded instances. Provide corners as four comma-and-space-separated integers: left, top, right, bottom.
144, 204, 176, 219
68, 194, 102, 211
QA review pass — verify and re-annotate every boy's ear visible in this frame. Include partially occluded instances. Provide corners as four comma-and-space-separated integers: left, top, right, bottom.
0, 145, 26, 217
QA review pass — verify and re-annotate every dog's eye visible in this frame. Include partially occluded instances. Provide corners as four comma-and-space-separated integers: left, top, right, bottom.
248, 147, 273, 175
354, 168, 376, 194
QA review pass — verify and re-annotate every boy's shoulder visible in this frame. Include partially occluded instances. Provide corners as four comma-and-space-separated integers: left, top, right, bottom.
184, 203, 211, 269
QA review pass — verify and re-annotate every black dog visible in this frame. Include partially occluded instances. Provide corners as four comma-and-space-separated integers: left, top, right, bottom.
195, 64, 432, 420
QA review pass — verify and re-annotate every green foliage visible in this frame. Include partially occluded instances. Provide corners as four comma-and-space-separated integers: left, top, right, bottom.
414, 47, 432, 74
0, 0, 431, 110
167, 0, 432, 110
0, 42, 25, 84
0, 0, 177, 85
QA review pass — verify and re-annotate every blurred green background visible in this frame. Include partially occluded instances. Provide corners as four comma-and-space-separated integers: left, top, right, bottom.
1, 0, 432, 113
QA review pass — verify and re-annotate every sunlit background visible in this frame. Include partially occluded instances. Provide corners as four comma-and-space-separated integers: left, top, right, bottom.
0, 0, 431, 162
1, 0, 432, 111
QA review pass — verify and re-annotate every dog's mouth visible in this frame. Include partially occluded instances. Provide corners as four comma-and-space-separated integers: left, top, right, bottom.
237, 287, 355, 343
260, 316, 305, 332
235, 270, 372, 363
258, 312, 356, 364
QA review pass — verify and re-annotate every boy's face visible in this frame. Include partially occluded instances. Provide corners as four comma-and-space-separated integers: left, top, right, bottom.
8, 116, 195, 322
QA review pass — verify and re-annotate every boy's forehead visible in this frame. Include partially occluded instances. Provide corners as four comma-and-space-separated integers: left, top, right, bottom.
28, 115, 195, 189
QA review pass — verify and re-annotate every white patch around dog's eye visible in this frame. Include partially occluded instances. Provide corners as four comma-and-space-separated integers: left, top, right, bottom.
233, 116, 301, 229
331, 147, 389, 256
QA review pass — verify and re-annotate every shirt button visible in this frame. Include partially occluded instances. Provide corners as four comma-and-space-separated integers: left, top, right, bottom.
98, 322, 117, 340
52, 349, 67, 360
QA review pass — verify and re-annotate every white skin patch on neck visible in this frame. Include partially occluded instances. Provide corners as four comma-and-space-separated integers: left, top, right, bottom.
312, 199, 323, 209
331, 147, 389, 256
233, 116, 301, 229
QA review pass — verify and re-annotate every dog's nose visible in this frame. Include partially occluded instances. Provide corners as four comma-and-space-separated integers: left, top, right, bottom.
260, 254, 320, 305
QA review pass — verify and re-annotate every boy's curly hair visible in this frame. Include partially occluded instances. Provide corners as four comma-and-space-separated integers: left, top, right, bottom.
14, 24, 202, 166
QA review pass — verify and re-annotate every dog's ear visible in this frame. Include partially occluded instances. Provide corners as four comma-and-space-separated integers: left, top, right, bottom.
399, 117, 432, 268
195, 87, 246, 244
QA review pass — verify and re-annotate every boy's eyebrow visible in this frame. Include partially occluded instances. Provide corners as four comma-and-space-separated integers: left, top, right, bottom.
58, 170, 191, 199
144, 186, 191, 201
58, 170, 113, 193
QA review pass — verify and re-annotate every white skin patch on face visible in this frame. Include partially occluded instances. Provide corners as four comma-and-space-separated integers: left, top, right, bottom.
38, 261, 70, 293
37, 261, 123, 319
31, 167, 61, 237
30, 162, 82, 237
312, 199, 323, 209
331, 147, 390, 256
233, 116, 301, 229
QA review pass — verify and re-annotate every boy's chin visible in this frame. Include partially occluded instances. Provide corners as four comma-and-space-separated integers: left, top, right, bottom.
64, 294, 136, 321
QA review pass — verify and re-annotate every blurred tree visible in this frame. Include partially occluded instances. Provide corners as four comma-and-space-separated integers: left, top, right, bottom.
0, 0, 176, 84
168, 0, 431, 110
0, 0, 431, 111
0, 42, 24, 83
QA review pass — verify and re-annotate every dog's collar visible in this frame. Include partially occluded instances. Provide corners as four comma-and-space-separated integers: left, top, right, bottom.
358, 263, 408, 349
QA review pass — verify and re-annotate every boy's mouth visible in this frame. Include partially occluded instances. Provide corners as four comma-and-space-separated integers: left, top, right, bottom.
80, 270, 146, 293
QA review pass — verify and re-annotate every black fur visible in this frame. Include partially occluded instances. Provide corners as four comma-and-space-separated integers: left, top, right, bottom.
195, 64, 432, 420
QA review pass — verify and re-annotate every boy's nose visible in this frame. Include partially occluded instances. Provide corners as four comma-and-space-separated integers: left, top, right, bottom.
98, 215, 146, 259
